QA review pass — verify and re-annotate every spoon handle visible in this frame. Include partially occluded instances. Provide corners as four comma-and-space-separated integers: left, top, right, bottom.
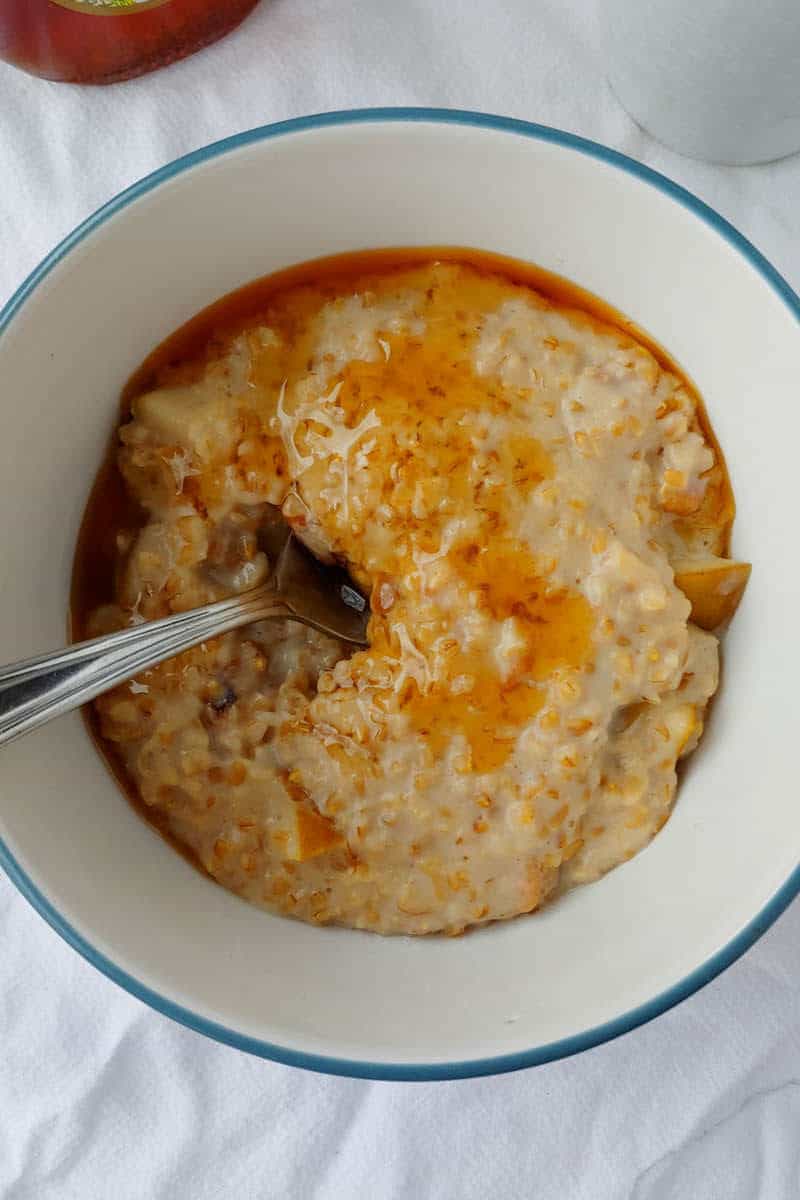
0, 586, 289, 748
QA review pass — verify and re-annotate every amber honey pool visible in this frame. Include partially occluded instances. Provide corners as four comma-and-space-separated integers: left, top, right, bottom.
72, 249, 750, 935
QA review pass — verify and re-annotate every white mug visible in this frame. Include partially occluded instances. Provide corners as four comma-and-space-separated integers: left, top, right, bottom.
605, 0, 800, 164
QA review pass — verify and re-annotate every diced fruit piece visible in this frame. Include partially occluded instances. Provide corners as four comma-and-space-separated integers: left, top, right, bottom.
134, 383, 235, 462
673, 556, 751, 630
281, 490, 336, 563
289, 804, 344, 861
664, 702, 698, 758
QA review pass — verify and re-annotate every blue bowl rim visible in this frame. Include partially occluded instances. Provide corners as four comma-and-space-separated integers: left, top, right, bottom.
1, 106, 798, 1082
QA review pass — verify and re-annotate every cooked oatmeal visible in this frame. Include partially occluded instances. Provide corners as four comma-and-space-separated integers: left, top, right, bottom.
79, 254, 748, 935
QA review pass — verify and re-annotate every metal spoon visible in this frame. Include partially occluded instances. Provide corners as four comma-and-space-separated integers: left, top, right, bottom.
0, 534, 369, 748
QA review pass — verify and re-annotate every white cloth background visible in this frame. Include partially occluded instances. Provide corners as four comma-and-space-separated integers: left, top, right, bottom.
1, 2, 799, 1196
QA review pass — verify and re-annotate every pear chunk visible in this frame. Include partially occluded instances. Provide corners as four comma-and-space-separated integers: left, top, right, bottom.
673, 556, 751, 630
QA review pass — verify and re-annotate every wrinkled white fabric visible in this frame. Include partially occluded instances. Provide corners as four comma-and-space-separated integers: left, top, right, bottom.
1, 2, 799, 1197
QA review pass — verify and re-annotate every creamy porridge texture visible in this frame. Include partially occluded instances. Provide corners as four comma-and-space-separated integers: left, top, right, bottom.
83, 257, 746, 934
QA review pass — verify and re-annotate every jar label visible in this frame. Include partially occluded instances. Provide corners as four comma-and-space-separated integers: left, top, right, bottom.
50, 0, 172, 13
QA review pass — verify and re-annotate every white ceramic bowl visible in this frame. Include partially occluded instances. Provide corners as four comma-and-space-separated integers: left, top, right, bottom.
1, 110, 798, 1081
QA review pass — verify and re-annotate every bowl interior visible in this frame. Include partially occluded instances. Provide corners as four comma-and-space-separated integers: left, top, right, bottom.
0, 114, 797, 1076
